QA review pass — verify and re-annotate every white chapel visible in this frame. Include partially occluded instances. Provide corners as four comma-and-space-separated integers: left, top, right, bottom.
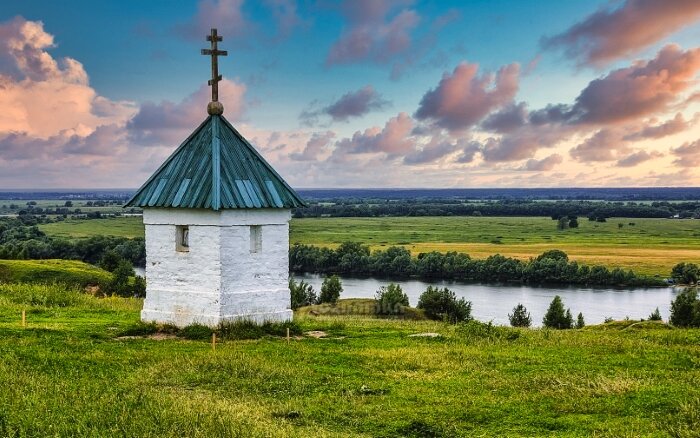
125, 29, 305, 327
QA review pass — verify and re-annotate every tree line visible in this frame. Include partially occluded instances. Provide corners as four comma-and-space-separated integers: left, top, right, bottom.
290, 243, 667, 287
0, 218, 145, 268
292, 199, 700, 219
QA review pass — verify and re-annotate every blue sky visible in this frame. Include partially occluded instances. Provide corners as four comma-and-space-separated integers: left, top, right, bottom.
1, 0, 700, 188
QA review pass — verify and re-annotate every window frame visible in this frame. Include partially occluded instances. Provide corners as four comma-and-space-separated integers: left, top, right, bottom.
176, 225, 190, 252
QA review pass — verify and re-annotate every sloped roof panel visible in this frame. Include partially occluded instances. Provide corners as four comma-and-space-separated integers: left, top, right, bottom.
125, 115, 306, 210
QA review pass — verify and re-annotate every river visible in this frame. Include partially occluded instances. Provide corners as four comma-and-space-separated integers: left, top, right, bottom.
133, 266, 681, 326
292, 273, 681, 326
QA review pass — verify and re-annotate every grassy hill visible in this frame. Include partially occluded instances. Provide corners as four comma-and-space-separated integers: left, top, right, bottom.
0, 285, 698, 437
0, 259, 112, 287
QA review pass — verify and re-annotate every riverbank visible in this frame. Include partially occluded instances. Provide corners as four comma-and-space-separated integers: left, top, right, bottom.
1, 283, 698, 436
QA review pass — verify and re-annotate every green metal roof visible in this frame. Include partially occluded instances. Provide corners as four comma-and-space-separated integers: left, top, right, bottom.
125, 115, 306, 210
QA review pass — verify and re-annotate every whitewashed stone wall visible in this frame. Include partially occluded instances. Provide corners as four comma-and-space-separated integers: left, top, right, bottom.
141, 208, 292, 327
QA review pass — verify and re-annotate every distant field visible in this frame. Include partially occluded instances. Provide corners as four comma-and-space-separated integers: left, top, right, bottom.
40, 217, 144, 238
291, 217, 700, 276
39, 216, 700, 275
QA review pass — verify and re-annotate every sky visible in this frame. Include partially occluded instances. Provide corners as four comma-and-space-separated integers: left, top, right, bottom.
2, 0, 700, 189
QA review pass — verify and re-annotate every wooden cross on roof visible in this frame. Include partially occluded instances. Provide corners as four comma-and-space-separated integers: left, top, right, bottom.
201, 28, 228, 102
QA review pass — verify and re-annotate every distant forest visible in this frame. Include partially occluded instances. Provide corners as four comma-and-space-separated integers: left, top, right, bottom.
1, 188, 700, 219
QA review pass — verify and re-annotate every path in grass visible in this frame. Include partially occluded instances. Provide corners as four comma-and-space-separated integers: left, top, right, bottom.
39, 216, 700, 275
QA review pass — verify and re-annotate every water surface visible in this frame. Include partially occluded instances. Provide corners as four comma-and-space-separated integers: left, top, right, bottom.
293, 273, 680, 326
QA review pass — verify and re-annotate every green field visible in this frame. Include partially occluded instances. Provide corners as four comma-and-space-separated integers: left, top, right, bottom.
0, 282, 699, 436
0, 259, 112, 287
39, 215, 700, 275
40, 216, 145, 238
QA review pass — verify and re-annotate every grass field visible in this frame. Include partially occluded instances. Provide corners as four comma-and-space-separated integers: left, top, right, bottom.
39, 215, 700, 275
0, 259, 112, 287
0, 284, 699, 437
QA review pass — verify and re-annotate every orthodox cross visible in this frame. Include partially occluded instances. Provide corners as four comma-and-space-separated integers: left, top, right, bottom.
201, 28, 228, 102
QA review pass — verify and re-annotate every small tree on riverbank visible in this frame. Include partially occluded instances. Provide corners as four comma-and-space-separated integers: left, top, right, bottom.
508, 303, 532, 327
576, 312, 585, 329
671, 262, 699, 285
319, 275, 343, 304
669, 288, 700, 327
290, 278, 318, 310
543, 296, 573, 329
648, 307, 662, 321
375, 283, 409, 315
417, 286, 472, 323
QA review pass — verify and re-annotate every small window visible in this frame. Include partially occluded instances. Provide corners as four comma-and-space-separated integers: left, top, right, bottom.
176, 225, 189, 252
250, 225, 262, 253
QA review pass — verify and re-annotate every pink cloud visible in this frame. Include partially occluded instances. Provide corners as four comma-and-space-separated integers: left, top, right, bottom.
671, 139, 700, 167
623, 113, 694, 140
616, 150, 663, 167
334, 112, 415, 157
543, 0, 700, 66
570, 45, 700, 124
289, 131, 335, 161
300, 85, 390, 125
127, 79, 247, 146
521, 154, 563, 171
174, 0, 251, 42
325, 0, 419, 66
415, 62, 520, 132
570, 129, 630, 162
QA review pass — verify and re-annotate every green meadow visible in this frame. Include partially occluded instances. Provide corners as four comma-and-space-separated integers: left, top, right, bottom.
40, 216, 700, 275
1, 280, 699, 436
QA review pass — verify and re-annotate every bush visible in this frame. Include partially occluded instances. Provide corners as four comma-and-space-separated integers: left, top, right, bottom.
542, 295, 573, 329
671, 262, 699, 284
109, 260, 133, 297
289, 278, 317, 310
648, 307, 662, 321
133, 275, 146, 298
179, 324, 213, 340
375, 283, 409, 315
417, 286, 472, 323
508, 303, 532, 327
319, 275, 343, 304
576, 312, 585, 329
669, 288, 700, 327
218, 320, 301, 340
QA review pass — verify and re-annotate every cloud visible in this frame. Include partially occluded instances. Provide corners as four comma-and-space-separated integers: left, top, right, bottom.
127, 79, 247, 146
325, 0, 419, 67
532, 45, 700, 126
175, 0, 302, 43
542, 0, 700, 66
334, 112, 415, 157
174, 0, 251, 42
570, 129, 630, 162
300, 85, 390, 125
623, 113, 694, 140
0, 17, 136, 139
671, 139, 700, 167
521, 154, 563, 171
414, 62, 520, 132
456, 141, 481, 163
263, 0, 304, 40
289, 131, 335, 161
571, 45, 700, 124
481, 102, 528, 133
481, 123, 572, 163
616, 150, 663, 167
403, 137, 458, 165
